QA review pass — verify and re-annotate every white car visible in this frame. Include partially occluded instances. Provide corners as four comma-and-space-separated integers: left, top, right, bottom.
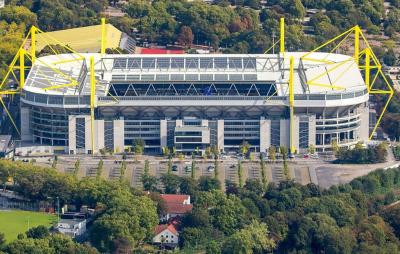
208, 166, 215, 172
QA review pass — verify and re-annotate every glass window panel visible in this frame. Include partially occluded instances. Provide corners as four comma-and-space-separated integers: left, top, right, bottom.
171, 58, 184, 68
142, 58, 155, 68
156, 58, 170, 68
229, 58, 243, 69
200, 58, 213, 68
214, 57, 227, 68
127, 58, 141, 69
185, 58, 199, 69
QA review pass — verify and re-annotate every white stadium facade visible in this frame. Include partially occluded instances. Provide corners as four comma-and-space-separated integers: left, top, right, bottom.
20, 52, 370, 154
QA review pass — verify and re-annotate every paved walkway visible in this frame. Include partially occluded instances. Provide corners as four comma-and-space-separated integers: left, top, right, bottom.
310, 148, 398, 189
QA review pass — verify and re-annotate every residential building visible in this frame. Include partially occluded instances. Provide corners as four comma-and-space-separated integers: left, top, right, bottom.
153, 224, 179, 248
56, 218, 87, 238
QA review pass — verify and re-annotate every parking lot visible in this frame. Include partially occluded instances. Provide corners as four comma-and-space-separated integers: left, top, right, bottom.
23, 154, 313, 190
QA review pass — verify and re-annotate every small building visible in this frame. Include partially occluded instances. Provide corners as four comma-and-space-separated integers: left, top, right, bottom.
153, 224, 179, 248
56, 218, 87, 238
0, 135, 14, 158
160, 194, 193, 221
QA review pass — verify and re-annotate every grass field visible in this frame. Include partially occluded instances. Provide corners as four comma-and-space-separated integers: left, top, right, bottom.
0, 210, 57, 242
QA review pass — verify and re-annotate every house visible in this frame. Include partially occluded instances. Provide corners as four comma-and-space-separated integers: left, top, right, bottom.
0, 135, 14, 158
153, 224, 179, 248
56, 218, 87, 238
160, 194, 193, 221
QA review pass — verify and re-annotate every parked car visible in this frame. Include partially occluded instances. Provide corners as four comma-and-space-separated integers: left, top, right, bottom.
172, 165, 178, 171
208, 165, 215, 172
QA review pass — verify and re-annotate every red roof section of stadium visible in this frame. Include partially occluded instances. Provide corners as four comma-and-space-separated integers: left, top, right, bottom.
140, 48, 184, 54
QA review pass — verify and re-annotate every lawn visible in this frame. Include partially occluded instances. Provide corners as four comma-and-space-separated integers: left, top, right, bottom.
0, 210, 57, 242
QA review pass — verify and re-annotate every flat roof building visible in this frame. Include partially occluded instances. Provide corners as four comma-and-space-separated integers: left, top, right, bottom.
20, 52, 370, 154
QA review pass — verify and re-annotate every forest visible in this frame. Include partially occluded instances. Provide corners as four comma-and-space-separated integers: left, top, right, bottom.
1, 159, 400, 253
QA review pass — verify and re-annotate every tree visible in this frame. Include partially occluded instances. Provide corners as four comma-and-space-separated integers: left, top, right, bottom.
119, 161, 126, 182
260, 156, 267, 189
74, 159, 80, 178
90, 191, 158, 253
160, 174, 180, 194
383, 48, 397, 66
222, 220, 275, 254
26, 226, 49, 239
214, 156, 219, 180
162, 146, 170, 157
142, 160, 158, 192
133, 139, 145, 156
177, 26, 194, 47
191, 153, 197, 179
268, 146, 276, 161
51, 156, 58, 169
308, 144, 316, 154
237, 160, 243, 187
96, 159, 103, 180
240, 141, 251, 156
283, 160, 291, 180
167, 157, 173, 174
244, 179, 264, 196
331, 140, 339, 155
198, 176, 221, 191
179, 177, 198, 196
0, 232, 5, 249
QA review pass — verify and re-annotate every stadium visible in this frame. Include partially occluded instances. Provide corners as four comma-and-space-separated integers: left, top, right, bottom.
0, 19, 390, 156
19, 51, 370, 155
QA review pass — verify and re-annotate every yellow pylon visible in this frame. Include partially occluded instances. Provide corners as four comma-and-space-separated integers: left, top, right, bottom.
300, 26, 394, 140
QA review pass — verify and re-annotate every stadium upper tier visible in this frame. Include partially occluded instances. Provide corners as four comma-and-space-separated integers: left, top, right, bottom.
22, 52, 368, 106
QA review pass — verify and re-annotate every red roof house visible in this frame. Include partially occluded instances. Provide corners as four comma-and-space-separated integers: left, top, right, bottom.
153, 224, 179, 247
160, 194, 192, 221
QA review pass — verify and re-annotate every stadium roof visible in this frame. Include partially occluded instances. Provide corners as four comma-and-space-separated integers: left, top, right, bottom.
23, 52, 367, 97
35, 24, 123, 53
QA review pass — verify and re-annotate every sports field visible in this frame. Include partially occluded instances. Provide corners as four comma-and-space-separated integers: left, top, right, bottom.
0, 210, 56, 242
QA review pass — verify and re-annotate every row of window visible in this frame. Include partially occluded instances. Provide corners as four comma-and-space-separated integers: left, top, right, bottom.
113, 57, 258, 70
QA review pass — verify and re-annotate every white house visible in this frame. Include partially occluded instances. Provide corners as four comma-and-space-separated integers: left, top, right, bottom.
153, 224, 179, 248
56, 219, 87, 238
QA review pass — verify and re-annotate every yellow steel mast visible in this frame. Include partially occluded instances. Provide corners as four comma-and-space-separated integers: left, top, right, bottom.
31, 26, 36, 63
280, 18, 285, 56
365, 47, 370, 92
19, 49, 25, 89
289, 56, 295, 154
90, 56, 96, 155
354, 26, 360, 65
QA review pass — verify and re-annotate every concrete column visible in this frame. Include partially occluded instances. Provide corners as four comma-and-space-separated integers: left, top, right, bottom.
259, 118, 271, 153
217, 119, 224, 152
280, 117, 299, 152
160, 119, 167, 148
68, 115, 76, 154
201, 119, 209, 127
308, 115, 316, 147
84, 116, 91, 154
20, 107, 32, 142
280, 119, 290, 149
359, 104, 369, 142
95, 120, 105, 152
113, 119, 125, 153
293, 115, 300, 153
